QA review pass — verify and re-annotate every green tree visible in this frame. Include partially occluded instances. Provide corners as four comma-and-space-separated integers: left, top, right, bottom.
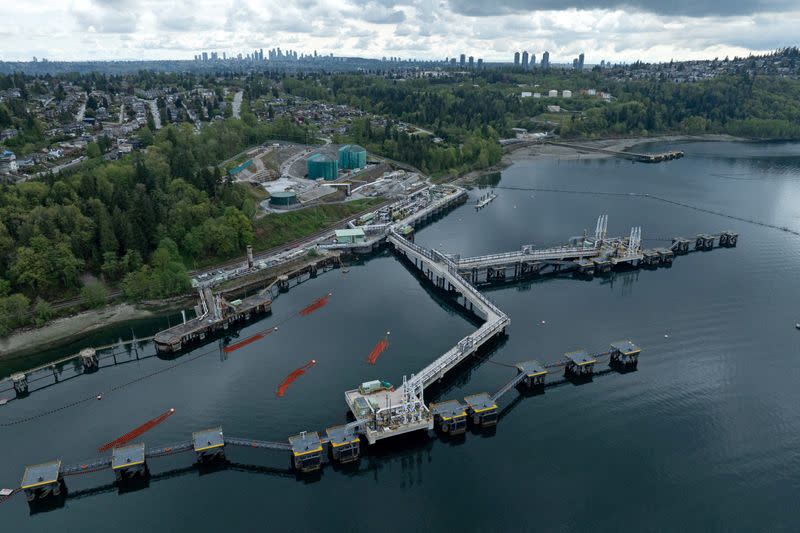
81, 281, 109, 308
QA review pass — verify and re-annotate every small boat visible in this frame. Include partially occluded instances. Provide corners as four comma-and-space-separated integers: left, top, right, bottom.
0, 398, 8, 406
96, 394, 103, 400
796, 323, 800, 330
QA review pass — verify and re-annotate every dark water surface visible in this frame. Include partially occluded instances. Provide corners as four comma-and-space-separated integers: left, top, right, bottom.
3, 141, 800, 531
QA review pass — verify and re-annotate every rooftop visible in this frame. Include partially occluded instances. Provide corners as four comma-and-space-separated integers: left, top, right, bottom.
21, 460, 61, 489
610, 340, 641, 356
112, 443, 146, 470
335, 228, 366, 238
516, 360, 548, 377
564, 350, 596, 366
464, 393, 497, 413
288, 431, 322, 456
429, 399, 467, 420
193, 427, 225, 452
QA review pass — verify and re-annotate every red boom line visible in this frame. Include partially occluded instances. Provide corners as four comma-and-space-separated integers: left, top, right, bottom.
276, 360, 316, 398
298, 293, 332, 317
223, 333, 265, 353
98, 408, 176, 452
367, 337, 390, 365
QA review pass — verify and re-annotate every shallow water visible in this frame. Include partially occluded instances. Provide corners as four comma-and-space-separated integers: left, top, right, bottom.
2, 141, 800, 531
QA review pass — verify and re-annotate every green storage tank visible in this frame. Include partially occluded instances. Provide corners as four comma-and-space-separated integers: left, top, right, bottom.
338, 144, 367, 170
269, 190, 299, 208
307, 153, 338, 180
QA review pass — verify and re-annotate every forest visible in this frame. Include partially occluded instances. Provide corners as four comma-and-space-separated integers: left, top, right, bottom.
0, 116, 311, 335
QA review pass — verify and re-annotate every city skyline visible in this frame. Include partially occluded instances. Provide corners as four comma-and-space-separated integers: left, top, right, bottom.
0, 1, 798, 64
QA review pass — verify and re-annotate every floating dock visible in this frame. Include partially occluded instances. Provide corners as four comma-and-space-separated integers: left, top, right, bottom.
475, 191, 497, 210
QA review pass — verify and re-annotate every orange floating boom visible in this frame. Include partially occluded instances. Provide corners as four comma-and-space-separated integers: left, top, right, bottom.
223, 333, 265, 353
98, 408, 176, 452
276, 360, 316, 398
298, 293, 332, 317
367, 337, 390, 365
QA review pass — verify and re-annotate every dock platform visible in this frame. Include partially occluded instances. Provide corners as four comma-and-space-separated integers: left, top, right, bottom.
193, 427, 225, 461
288, 432, 324, 472
112, 443, 147, 481
429, 400, 468, 435
464, 393, 499, 427
564, 350, 597, 377
20, 460, 62, 502
515, 360, 548, 387
325, 425, 361, 463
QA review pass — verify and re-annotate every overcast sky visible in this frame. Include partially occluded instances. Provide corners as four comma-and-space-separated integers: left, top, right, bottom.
1, 0, 797, 63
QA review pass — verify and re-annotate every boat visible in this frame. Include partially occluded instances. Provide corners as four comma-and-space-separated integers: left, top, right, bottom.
796, 323, 800, 330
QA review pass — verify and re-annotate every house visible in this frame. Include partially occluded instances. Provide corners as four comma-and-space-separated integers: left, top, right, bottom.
0, 150, 18, 174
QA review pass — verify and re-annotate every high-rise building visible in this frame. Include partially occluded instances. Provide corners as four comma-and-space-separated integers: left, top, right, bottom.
521, 51, 529, 69
460, 53, 466, 66
477, 58, 483, 69
578, 52, 585, 70
541, 51, 550, 68
572, 58, 578, 69
202, 52, 208, 62
468, 56, 474, 68
514, 51, 520, 65
531, 53, 536, 67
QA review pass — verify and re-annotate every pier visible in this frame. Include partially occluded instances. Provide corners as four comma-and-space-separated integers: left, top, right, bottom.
153, 287, 271, 354
2, 181, 741, 504
10, 338, 644, 505
475, 191, 497, 210
545, 140, 685, 163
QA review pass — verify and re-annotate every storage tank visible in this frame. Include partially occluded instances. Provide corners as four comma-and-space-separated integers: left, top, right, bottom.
307, 153, 338, 180
269, 190, 299, 208
338, 144, 367, 170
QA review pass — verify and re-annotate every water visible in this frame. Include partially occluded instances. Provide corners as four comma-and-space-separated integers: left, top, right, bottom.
3, 140, 800, 531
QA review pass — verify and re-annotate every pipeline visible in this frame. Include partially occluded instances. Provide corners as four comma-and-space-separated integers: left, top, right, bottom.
98, 408, 176, 452
276, 360, 316, 398
366, 333, 390, 365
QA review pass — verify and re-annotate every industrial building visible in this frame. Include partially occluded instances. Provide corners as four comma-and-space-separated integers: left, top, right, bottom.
307, 153, 338, 180
562, 90, 572, 98
338, 144, 367, 170
334, 228, 366, 244
269, 190, 299, 208
548, 89, 558, 97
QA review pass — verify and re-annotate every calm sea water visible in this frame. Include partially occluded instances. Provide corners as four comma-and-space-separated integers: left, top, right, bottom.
3, 141, 800, 531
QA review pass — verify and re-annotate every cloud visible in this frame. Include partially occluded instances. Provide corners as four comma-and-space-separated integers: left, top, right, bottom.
0, 0, 795, 62
446, 0, 797, 17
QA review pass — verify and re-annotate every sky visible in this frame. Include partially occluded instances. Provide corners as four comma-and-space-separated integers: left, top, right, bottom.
0, 0, 797, 64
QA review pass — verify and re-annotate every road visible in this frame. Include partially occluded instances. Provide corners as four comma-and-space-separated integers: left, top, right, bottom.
142, 99, 162, 129
75, 93, 87, 122
232, 91, 243, 119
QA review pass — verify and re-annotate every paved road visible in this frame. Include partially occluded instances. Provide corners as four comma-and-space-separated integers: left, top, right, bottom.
142, 99, 162, 129
75, 93, 87, 122
232, 91, 243, 119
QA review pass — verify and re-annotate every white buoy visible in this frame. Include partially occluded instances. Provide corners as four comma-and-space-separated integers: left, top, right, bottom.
664, 334, 669, 338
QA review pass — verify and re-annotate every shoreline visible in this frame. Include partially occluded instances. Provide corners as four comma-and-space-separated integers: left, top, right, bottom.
0, 301, 185, 360
459, 133, 745, 183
